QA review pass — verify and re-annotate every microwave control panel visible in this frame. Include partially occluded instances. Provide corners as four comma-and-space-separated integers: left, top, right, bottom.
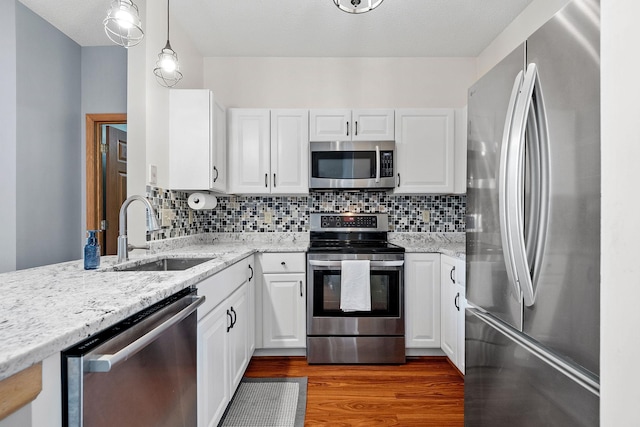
380, 151, 394, 177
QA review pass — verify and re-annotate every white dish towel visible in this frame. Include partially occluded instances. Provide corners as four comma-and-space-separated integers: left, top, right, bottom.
340, 260, 371, 312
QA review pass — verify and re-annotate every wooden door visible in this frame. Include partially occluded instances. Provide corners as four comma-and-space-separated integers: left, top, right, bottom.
105, 126, 127, 255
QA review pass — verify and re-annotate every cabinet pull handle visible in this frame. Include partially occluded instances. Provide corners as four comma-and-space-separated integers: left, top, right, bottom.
281, 261, 286, 266
300, 280, 303, 297
397, 173, 401, 187
355, 121, 358, 136
455, 293, 460, 311
213, 166, 219, 183
248, 265, 254, 281
273, 173, 276, 188
265, 174, 268, 187
450, 266, 456, 284
230, 306, 237, 328
226, 309, 233, 332
346, 121, 350, 136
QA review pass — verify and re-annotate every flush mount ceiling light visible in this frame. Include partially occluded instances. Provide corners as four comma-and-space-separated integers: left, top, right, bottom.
333, 0, 384, 14
153, 0, 183, 88
103, 0, 144, 48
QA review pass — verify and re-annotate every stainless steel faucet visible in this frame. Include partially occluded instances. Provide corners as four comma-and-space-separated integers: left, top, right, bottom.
117, 195, 161, 263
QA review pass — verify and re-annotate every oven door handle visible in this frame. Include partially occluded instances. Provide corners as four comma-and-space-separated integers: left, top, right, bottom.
85, 295, 205, 373
375, 145, 381, 183
308, 260, 404, 268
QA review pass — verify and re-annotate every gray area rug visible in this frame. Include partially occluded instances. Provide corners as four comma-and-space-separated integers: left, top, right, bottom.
219, 377, 307, 427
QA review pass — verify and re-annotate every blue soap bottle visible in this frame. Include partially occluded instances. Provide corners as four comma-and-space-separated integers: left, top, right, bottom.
84, 230, 101, 270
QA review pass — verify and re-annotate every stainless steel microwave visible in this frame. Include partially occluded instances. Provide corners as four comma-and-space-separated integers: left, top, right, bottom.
309, 140, 396, 190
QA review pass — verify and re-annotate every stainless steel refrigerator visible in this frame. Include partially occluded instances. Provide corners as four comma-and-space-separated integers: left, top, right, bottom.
465, 0, 600, 425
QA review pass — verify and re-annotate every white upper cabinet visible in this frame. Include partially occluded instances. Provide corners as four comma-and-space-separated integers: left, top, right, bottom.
228, 109, 271, 194
309, 109, 394, 141
270, 109, 309, 194
169, 89, 226, 193
228, 109, 309, 195
394, 109, 455, 194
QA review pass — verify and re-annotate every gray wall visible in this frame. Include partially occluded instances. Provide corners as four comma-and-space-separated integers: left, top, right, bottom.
0, 0, 17, 273
15, 2, 81, 269
80, 46, 128, 252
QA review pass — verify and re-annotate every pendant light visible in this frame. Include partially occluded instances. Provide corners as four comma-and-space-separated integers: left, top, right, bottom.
103, 0, 144, 48
153, 0, 183, 88
333, 0, 384, 14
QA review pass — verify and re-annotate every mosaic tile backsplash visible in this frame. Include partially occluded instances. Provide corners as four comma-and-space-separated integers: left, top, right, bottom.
146, 186, 465, 240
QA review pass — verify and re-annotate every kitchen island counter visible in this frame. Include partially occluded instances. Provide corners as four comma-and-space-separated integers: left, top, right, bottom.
0, 239, 307, 382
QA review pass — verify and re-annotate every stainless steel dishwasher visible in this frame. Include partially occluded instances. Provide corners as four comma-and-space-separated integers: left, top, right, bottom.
62, 287, 204, 427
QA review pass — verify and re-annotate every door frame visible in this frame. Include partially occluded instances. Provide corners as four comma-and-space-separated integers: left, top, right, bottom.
86, 113, 127, 247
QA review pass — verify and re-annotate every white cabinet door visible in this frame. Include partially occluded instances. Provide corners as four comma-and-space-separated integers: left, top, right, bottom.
453, 107, 467, 194
440, 255, 457, 361
198, 301, 230, 427
228, 109, 271, 194
270, 110, 309, 194
169, 89, 226, 192
404, 253, 441, 348
262, 272, 306, 348
227, 283, 249, 394
455, 258, 466, 374
309, 109, 394, 142
394, 109, 455, 194
352, 109, 395, 141
309, 109, 351, 141
247, 258, 256, 355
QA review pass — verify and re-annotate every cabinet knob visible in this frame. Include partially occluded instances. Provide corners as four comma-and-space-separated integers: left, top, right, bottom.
281, 261, 286, 266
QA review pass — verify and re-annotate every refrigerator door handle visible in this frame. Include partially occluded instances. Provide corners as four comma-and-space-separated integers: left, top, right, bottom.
506, 63, 550, 307
498, 70, 525, 302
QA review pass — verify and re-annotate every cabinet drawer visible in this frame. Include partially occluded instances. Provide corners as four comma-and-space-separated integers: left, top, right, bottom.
197, 256, 251, 320
259, 252, 305, 273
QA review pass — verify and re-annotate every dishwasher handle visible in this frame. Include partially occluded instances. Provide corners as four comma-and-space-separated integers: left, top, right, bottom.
86, 295, 205, 373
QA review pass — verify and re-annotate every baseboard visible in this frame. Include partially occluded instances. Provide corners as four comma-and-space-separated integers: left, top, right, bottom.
253, 348, 307, 357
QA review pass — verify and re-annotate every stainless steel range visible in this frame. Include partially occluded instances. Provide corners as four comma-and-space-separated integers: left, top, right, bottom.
306, 213, 405, 364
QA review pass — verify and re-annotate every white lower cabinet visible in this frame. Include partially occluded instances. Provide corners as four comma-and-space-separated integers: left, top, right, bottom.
197, 256, 254, 427
440, 255, 465, 374
259, 253, 307, 349
404, 253, 441, 349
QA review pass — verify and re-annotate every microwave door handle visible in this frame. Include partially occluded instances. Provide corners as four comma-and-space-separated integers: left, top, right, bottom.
375, 145, 381, 183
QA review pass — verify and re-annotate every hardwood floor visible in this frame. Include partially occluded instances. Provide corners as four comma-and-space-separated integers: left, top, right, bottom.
244, 356, 464, 426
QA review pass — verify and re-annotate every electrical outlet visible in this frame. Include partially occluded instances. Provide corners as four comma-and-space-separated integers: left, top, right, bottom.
264, 211, 273, 224
148, 165, 157, 185
160, 209, 174, 227
422, 210, 430, 223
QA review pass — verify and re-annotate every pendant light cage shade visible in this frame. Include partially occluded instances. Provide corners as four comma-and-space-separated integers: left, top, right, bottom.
153, 42, 183, 88
104, 0, 144, 48
154, 0, 183, 88
333, 0, 384, 14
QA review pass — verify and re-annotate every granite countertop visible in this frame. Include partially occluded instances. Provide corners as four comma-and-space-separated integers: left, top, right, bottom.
0, 232, 462, 381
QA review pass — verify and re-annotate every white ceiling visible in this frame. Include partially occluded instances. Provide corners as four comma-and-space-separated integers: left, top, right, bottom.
18, 0, 534, 57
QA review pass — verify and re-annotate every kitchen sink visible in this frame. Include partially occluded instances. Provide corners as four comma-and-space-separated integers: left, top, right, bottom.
110, 257, 215, 272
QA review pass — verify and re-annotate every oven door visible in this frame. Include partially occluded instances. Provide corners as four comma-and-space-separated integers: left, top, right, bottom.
309, 141, 396, 189
307, 254, 404, 336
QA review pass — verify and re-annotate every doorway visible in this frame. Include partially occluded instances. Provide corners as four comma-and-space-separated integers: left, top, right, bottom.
86, 113, 127, 255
